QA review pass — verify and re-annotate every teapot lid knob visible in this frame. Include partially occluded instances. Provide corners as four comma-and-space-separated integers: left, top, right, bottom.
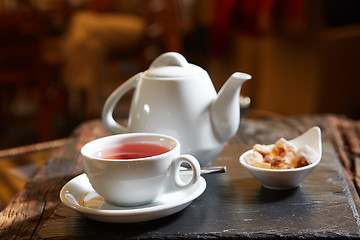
149, 52, 188, 69
145, 52, 205, 79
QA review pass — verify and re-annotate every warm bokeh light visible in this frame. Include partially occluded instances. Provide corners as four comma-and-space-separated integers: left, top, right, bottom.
0, 0, 359, 145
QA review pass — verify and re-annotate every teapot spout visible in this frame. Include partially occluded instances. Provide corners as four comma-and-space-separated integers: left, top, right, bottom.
211, 72, 251, 142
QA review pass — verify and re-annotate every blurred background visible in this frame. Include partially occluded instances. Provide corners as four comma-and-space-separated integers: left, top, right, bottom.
1, 0, 360, 149
0, 0, 359, 208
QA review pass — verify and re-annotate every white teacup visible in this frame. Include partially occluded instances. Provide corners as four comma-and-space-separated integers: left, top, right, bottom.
81, 133, 201, 207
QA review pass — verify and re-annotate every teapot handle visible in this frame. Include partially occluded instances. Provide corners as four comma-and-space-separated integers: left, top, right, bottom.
102, 73, 141, 133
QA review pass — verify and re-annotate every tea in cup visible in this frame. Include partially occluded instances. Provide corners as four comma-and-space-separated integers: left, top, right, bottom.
81, 133, 201, 206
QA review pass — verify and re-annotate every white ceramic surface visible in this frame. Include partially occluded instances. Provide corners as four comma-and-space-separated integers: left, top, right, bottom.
81, 133, 200, 206
60, 173, 206, 223
239, 126, 322, 190
102, 52, 251, 166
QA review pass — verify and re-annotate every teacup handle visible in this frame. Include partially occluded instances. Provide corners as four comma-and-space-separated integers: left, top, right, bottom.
172, 154, 201, 189
102, 73, 142, 133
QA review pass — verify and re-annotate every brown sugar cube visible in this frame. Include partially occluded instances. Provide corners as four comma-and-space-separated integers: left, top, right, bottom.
253, 144, 271, 156
272, 138, 297, 157
244, 151, 264, 165
296, 145, 318, 163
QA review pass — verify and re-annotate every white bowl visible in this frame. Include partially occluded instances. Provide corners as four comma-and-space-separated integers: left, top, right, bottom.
239, 126, 322, 190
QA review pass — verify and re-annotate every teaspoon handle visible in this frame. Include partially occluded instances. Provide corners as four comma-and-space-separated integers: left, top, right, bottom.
180, 166, 226, 175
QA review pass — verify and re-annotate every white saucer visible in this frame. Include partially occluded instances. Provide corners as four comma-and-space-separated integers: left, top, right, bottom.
60, 173, 206, 223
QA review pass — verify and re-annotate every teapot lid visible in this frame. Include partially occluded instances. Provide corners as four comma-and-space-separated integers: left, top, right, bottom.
144, 52, 205, 79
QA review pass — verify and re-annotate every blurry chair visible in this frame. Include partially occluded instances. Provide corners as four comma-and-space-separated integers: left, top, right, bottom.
61, 0, 192, 119
0, 11, 65, 142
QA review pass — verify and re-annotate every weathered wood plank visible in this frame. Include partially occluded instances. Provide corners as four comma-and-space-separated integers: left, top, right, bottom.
0, 120, 110, 240
1, 115, 360, 239
35, 143, 360, 239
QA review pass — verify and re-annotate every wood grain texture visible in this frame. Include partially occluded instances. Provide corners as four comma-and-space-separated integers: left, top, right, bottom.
0, 120, 110, 239
1, 114, 360, 239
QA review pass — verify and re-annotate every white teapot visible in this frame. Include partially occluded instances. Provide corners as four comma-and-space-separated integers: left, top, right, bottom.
102, 52, 251, 165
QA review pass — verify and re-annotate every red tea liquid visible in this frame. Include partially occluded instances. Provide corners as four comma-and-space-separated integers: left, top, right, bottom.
100, 143, 170, 160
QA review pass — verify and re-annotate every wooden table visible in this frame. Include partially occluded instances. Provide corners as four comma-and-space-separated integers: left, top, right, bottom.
1, 112, 360, 239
